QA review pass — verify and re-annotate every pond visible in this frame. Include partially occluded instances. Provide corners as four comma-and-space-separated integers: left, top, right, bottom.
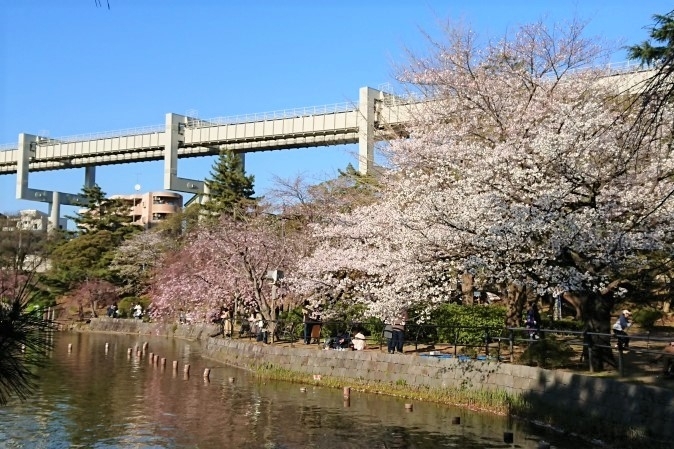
0, 332, 600, 448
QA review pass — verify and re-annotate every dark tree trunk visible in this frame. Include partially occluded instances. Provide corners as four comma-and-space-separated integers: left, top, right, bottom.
502, 282, 529, 328
77, 302, 85, 321
577, 290, 616, 372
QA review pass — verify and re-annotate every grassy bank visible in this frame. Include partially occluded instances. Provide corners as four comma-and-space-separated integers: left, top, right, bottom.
249, 362, 668, 449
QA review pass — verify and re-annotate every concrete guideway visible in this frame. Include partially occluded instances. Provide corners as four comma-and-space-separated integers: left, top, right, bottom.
0, 86, 409, 228
0, 66, 653, 229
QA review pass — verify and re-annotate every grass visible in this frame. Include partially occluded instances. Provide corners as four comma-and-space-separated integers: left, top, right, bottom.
251, 362, 523, 416
250, 361, 673, 449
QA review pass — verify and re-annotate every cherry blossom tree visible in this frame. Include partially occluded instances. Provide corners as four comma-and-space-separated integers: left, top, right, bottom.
294, 19, 674, 369
150, 213, 303, 326
110, 230, 172, 297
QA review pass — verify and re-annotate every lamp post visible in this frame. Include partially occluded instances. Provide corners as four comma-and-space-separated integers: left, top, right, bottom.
266, 269, 284, 344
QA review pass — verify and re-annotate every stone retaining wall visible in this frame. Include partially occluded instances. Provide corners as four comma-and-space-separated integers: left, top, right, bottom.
82, 317, 674, 440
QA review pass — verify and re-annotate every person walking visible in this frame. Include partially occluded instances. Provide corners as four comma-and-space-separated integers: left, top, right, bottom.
525, 302, 541, 340
612, 309, 632, 351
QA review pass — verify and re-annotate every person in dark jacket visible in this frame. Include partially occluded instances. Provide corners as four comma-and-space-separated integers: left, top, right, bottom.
525, 302, 541, 340
612, 309, 632, 351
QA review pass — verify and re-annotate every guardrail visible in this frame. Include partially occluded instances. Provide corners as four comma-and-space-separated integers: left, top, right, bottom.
194, 102, 356, 128
130, 315, 674, 378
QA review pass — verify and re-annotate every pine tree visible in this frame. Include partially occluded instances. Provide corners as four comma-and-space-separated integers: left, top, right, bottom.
627, 10, 674, 65
203, 149, 256, 217
69, 184, 136, 235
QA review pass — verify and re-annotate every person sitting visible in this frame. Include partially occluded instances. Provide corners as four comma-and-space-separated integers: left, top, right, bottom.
324, 332, 353, 350
352, 331, 366, 351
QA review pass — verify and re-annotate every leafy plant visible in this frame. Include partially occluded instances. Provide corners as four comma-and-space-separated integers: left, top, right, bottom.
518, 337, 575, 369
632, 308, 664, 330
0, 270, 54, 405
406, 304, 506, 345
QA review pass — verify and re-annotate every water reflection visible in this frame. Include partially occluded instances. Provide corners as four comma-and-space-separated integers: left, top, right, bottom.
0, 332, 599, 449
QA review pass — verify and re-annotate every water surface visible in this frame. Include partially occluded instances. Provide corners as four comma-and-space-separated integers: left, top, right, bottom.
0, 332, 598, 448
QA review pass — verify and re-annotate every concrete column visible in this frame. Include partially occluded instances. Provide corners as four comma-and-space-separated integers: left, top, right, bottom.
48, 191, 60, 232
163, 113, 183, 190
163, 113, 203, 194
16, 133, 36, 199
358, 87, 378, 175
236, 152, 246, 172
84, 166, 96, 188
202, 182, 211, 205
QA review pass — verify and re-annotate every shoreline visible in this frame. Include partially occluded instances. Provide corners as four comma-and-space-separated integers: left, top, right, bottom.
69, 318, 674, 449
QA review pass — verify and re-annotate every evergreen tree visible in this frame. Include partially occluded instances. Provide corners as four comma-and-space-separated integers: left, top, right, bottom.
42, 184, 141, 299
203, 149, 255, 217
69, 184, 137, 236
627, 10, 674, 65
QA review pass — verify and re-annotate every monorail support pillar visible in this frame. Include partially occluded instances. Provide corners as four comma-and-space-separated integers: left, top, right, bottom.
164, 113, 204, 194
358, 87, 377, 175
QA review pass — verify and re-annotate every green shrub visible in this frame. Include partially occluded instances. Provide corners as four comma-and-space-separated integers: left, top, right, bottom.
546, 318, 584, 332
416, 303, 506, 345
118, 296, 151, 319
518, 337, 575, 369
633, 308, 664, 330
362, 317, 386, 344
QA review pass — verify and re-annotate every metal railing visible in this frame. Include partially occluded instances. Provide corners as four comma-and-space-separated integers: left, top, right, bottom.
36, 124, 166, 145
157, 315, 674, 378
192, 102, 356, 129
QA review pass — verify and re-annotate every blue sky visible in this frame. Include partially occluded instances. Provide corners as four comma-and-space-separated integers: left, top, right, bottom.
0, 0, 666, 220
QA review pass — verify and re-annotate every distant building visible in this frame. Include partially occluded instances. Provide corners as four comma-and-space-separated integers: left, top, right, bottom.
0, 211, 56, 273
110, 191, 183, 229
1, 209, 66, 232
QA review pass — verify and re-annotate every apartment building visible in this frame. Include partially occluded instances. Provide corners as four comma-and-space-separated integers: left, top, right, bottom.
111, 191, 183, 229
1, 209, 67, 232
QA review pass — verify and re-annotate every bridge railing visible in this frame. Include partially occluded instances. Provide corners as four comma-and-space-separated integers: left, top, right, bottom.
34, 124, 166, 145
192, 102, 356, 128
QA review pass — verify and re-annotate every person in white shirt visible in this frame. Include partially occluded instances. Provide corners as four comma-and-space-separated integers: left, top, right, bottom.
352, 332, 366, 351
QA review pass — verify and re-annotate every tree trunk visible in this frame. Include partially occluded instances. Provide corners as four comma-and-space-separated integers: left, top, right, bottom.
89, 298, 98, 318
502, 281, 528, 328
461, 273, 474, 306
577, 290, 616, 372
560, 292, 583, 319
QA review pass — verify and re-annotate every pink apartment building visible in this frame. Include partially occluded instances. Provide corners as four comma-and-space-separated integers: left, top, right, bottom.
111, 191, 183, 229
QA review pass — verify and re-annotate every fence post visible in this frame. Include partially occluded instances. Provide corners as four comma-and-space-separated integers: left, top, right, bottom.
484, 328, 490, 357
454, 328, 459, 357
508, 329, 514, 363
583, 330, 594, 373
618, 349, 624, 377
